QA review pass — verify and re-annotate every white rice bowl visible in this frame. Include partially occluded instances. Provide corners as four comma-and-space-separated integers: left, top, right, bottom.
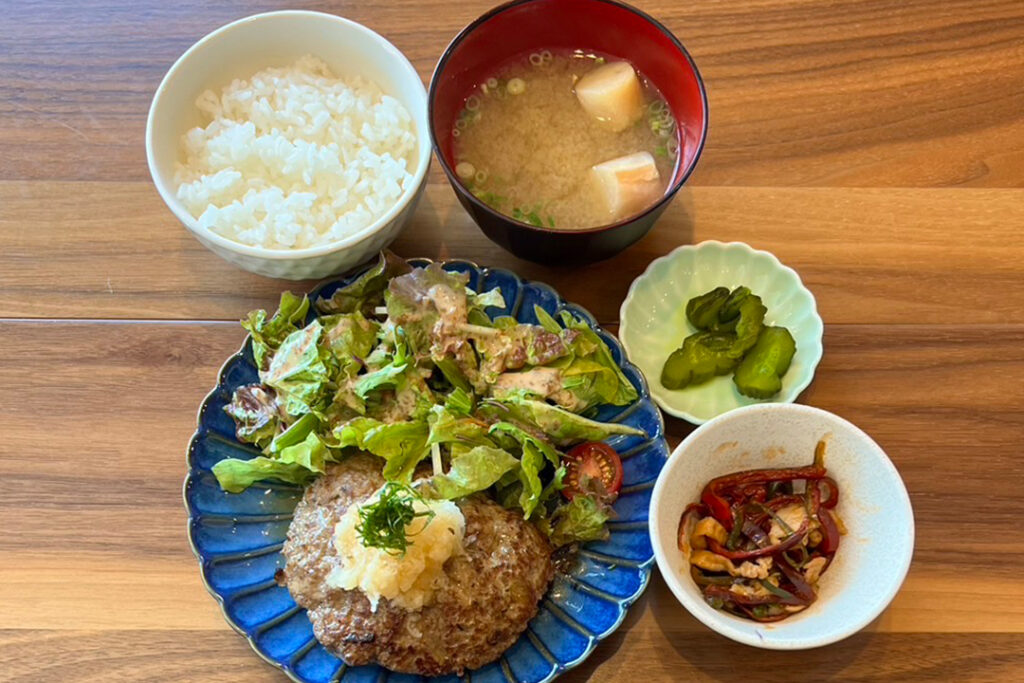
174, 55, 416, 250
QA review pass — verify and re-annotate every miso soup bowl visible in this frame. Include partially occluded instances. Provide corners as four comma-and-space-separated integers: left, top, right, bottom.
428, 0, 708, 266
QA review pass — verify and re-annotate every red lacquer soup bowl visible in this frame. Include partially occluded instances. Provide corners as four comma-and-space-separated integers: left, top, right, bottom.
428, 0, 708, 265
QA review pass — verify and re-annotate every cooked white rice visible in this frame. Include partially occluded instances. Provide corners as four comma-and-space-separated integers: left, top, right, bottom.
174, 55, 416, 250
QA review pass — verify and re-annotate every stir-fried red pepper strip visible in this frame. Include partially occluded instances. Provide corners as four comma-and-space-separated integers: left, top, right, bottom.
817, 507, 842, 553
701, 464, 826, 529
777, 557, 817, 603
818, 477, 840, 509
707, 519, 809, 560
766, 494, 806, 511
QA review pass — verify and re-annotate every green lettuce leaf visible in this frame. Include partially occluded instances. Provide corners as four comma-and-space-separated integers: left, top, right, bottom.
260, 321, 330, 417
213, 431, 331, 494
488, 421, 560, 468
481, 308, 634, 412
480, 397, 644, 447
467, 307, 494, 328
559, 311, 637, 406
533, 305, 563, 335
266, 412, 318, 455
434, 355, 475, 394
492, 316, 519, 330
427, 407, 495, 448
488, 421, 564, 519
212, 457, 316, 493
539, 494, 611, 547
553, 356, 626, 411
315, 250, 411, 316
517, 440, 546, 519
540, 465, 567, 504
223, 384, 281, 448
428, 445, 519, 499
242, 292, 310, 371
354, 334, 438, 422
444, 386, 475, 416
385, 263, 469, 356
334, 417, 429, 482
275, 431, 332, 473
319, 311, 379, 377
468, 287, 506, 312
352, 359, 409, 398
495, 479, 524, 510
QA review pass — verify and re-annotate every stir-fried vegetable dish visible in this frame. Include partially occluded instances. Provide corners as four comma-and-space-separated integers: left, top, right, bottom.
214, 251, 643, 550
679, 441, 846, 622
661, 285, 796, 398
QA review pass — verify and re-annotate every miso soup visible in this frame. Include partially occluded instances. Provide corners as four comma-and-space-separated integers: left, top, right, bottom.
452, 49, 679, 230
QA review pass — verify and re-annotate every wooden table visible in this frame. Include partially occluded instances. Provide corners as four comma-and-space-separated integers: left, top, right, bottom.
3, 1, 1023, 680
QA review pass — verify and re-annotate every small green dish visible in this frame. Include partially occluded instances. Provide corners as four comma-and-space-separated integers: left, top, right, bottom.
619, 241, 824, 424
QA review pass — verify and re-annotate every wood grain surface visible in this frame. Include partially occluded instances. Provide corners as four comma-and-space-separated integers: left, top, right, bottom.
2, 0, 1023, 681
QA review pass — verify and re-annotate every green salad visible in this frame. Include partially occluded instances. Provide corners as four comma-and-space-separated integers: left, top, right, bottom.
214, 251, 644, 548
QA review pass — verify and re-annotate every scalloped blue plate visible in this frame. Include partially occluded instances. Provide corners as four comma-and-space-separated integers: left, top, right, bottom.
185, 258, 669, 683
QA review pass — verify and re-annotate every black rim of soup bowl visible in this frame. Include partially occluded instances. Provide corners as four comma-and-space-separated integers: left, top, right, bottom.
427, 0, 709, 264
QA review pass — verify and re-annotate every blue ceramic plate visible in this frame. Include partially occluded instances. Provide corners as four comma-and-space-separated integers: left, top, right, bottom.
185, 258, 669, 683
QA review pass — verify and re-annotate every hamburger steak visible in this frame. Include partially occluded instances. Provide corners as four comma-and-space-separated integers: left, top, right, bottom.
278, 454, 555, 676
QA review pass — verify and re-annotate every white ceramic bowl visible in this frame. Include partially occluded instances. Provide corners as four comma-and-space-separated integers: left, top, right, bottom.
146, 11, 431, 280
650, 403, 914, 649
619, 241, 824, 424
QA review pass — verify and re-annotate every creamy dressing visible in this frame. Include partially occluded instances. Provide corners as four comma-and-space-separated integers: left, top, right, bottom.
492, 367, 562, 396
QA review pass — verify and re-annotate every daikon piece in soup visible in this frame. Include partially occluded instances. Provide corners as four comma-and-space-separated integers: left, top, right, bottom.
452, 49, 679, 230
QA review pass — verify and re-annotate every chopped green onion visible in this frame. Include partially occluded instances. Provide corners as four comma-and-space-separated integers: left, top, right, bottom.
726, 507, 744, 549
472, 189, 506, 208
758, 579, 801, 603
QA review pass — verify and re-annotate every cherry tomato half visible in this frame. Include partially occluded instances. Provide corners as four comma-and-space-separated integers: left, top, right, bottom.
562, 442, 624, 501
